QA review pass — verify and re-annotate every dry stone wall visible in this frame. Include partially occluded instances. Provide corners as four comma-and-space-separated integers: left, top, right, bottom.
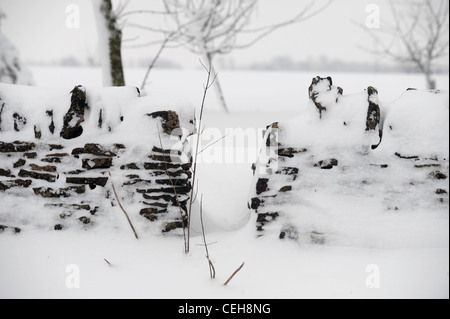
0, 83, 193, 234
249, 77, 449, 242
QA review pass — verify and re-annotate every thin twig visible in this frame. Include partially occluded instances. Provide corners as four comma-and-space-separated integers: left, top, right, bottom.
113, 0, 131, 18
224, 262, 245, 286
191, 182, 199, 206
141, 36, 171, 90
119, 9, 175, 18
235, 0, 335, 49
200, 194, 216, 279
204, 53, 228, 113
104, 258, 112, 266
198, 133, 230, 155
137, 12, 211, 84
109, 172, 139, 239
195, 241, 218, 247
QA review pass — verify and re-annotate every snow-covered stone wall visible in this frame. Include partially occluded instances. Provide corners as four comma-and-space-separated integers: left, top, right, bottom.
0, 83, 193, 234
250, 77, 449, 243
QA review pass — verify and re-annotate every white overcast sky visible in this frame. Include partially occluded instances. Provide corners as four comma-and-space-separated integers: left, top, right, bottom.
0, 0, 447, 69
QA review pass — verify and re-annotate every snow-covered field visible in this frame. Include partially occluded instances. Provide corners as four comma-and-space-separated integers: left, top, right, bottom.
1, 228, 448, 299
0, 67, 448, 299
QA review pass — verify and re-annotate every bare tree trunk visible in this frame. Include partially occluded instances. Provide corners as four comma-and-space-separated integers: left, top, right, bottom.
425, 72, 436, 90
93, 0, 125, 87
205, 53, 229, 113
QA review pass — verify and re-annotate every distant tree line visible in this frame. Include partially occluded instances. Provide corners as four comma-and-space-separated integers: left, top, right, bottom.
25, 54, 449, 75
238, 55, 450, 74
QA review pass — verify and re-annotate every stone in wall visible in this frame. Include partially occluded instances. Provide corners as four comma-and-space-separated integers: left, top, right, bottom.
60, 86, 87, 140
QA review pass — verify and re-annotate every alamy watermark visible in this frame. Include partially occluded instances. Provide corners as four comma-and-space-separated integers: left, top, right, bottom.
365, 264, 381, 289
365, 4, 381, 29
65, 4, 81, 29
65, 264, 80, 289
168, 126, 278, 173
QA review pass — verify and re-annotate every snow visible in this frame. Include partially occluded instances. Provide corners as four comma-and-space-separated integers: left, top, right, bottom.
27, 66, 450, 112
0, 67, 449, 299
0, 84, 69, 140
0, 228, 448, 299
0, 83, 193, 144
281, 88, 449, 160
379, 90, 450, 158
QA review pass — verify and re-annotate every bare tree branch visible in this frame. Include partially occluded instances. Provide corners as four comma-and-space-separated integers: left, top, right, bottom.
114, 0, 131, 19
125, 0, 333, 111
235, 0, 334, 49
119, 9, 175, 18
140, 36, 171, 90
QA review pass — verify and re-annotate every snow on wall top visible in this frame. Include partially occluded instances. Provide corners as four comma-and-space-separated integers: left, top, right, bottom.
0, 83, 194, 145
378, 89, 449, 158
281, 78, 449, 159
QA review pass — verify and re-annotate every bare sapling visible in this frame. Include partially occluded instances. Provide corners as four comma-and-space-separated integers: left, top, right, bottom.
186, 59, 218, 253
